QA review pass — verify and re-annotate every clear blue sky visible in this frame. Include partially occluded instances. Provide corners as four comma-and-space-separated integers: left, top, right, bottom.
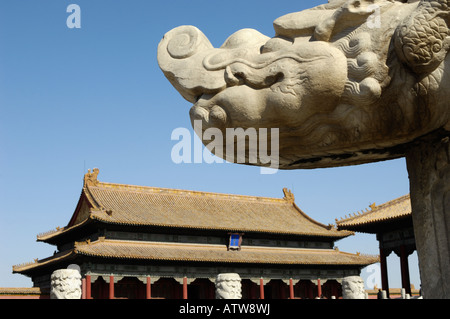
0, 0, 419, 290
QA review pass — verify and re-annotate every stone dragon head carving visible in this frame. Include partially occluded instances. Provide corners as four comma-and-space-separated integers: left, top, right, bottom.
158, 0, 450, 169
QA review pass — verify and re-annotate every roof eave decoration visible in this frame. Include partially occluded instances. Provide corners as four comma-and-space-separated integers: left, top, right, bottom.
84, 168, 100, 187
282, 188, 295, 203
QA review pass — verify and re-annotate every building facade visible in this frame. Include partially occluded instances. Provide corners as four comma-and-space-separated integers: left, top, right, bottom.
13, 169, 378, 299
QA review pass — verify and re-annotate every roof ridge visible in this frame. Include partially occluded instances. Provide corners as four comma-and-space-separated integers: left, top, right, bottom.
91, 180, 288, 203
83, 167, 291, 203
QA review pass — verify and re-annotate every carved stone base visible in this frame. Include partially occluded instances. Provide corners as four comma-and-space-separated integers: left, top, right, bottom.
406, 132, 450, 299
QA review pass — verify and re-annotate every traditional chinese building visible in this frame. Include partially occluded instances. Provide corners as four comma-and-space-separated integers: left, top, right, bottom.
13, 169, 378, 299
335, 194, 416, 298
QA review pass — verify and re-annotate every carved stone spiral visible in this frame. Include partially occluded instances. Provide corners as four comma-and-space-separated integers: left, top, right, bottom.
165, 26, 213, 59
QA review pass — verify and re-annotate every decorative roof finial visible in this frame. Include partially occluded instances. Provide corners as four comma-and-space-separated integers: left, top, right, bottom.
282, 188, 295, 203
84, 168, 100, 187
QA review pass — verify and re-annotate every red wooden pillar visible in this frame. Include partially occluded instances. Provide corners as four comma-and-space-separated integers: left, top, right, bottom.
109, 276, 114, 299
400, 245, 412, 296
289, 279, 294, 299
81, 278, 86, 299
259, 278, 265, 300
146, 276, 151, 299
317, 279, 322, 298
380, 247, 390, 298
183, 277, 188, 299
86, 275, 91, 299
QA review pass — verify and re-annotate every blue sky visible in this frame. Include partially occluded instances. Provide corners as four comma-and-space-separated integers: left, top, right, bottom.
0, 0, 419, 290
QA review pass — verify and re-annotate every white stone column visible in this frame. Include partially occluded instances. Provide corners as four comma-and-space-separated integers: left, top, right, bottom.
215, 273, 242, 299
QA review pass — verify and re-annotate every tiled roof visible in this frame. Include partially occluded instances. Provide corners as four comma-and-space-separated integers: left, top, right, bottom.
335, 194, 411, 231
13, 238, 378, 273
39, 169, 353, 240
